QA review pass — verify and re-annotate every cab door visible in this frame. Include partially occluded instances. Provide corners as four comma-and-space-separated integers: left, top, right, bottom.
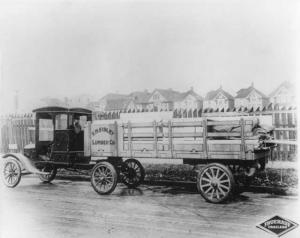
51, 113, 72, 164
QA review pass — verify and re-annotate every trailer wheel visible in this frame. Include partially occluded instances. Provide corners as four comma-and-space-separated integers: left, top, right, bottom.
122, 159, 145, 188
197, 163, 235, 203
91, 161, 118, 195
38, 164, 57, 183
1, 157, 22, 188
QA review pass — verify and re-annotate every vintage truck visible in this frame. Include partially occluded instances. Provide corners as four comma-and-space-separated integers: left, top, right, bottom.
1, 106, 275, 203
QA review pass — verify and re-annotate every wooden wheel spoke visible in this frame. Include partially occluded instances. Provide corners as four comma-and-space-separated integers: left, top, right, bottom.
215, 189, 220, 199
209, 168, 216, 177
215, 168, 220, 178
201, 183, 211, 189
219, 179, 230, 184
218, 172, 226, 180
201, 177, 211, 183
219, 184, 230, 191
217, 186, 226, 196
205, 170, 213, 180
204, 185, 213, 194
209, 190, 215, 199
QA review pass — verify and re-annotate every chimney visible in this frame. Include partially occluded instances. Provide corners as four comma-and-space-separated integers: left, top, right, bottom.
251, 82, 254, 87
190, 86, 194, 91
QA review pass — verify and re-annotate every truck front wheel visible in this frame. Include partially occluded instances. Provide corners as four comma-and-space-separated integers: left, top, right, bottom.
1, 157, 22, 188
91, 161, 118, 195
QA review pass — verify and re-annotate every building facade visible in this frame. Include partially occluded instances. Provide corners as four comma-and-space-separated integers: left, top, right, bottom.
173, 89, 203, 110
203, 87, 234, 110
234, 84, 269, 110
269, 81, 296, 107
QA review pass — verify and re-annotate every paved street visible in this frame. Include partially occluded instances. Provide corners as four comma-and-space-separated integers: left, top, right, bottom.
1, 175, 299, 238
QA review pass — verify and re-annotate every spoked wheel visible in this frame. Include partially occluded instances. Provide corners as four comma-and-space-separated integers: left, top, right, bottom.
197, 163, 235, 203
38, 164, 57, 183
91, 161, 118, 195
1, 158, 22, 188
122, 159, 145, 188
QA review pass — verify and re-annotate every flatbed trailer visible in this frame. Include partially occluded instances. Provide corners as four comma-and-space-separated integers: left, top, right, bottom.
1, 107, 275, 203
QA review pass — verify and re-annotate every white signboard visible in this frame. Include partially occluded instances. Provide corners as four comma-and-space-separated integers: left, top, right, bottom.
91, 124, 117, 157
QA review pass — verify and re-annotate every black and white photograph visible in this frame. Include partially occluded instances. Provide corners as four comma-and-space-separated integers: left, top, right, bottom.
0, 0, 299, 237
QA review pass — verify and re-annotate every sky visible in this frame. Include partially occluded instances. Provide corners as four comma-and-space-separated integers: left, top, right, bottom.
0, 0, 299, 113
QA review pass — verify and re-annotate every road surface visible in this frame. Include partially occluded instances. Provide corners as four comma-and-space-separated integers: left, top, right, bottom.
0, 176, 299, 238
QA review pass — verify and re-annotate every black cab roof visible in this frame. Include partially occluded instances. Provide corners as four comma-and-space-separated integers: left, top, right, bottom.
33, 106, 92, 114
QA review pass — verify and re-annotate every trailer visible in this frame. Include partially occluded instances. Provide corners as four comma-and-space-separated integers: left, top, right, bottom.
1, 106, 275, 203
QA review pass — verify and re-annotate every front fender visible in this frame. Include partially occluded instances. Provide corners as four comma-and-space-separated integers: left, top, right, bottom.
2, 153, 44, 174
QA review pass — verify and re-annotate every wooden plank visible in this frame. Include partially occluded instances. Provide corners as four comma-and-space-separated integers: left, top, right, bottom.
123, 122, 154, 128
207, 120, 253, 126
209, 154, 241, 159
168, 120, 173, 158
208, 144, 241, 152
171, 132, 203, 138
128, 121, 133, 157
153, 121, 158, 157
203, 118, 208, 159
207, 132, 241, 137
271, 140, 297, 145
171, 121, 203, 127
273, 128, 297, 131
173, 143, 203, 152
124, 132, 154, 138
240, 118, 246, 159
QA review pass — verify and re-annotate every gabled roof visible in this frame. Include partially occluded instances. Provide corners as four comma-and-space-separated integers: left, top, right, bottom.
129, 91, 151, 104
235, 85, 267, 99
179, 89, 203, 101
105, 98, 131, 111
152, 89, 183, 102
269, 81, 295, 97
100, 93, 129, 101
205, 87, 234, 100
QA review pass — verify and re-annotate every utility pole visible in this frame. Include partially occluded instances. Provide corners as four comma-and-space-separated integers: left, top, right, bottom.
14, 90, 19, 114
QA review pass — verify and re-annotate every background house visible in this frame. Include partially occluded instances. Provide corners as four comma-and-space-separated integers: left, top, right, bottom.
126, 91, 151, 111
173, 88, 203, 110
234, 83, 269, 110
146, 89, 183, 111
95, 93, 130, 112
203, 86, 234, 110
269, 81, 296, 107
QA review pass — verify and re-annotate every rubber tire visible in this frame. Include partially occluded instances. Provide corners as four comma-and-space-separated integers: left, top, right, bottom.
38, 164, 57, 183
1, 157, 22, 188
122, 159, 145, 188
91, 161, 118, 195
197, 163, 235, 203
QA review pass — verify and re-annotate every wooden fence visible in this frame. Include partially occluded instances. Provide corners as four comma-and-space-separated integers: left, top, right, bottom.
0, 114, 35, 153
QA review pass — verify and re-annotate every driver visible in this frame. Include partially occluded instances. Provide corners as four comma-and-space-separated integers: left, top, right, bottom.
70, 121, 84, 151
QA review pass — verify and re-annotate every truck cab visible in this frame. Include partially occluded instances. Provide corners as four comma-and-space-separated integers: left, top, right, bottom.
32, 106, 92, 166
